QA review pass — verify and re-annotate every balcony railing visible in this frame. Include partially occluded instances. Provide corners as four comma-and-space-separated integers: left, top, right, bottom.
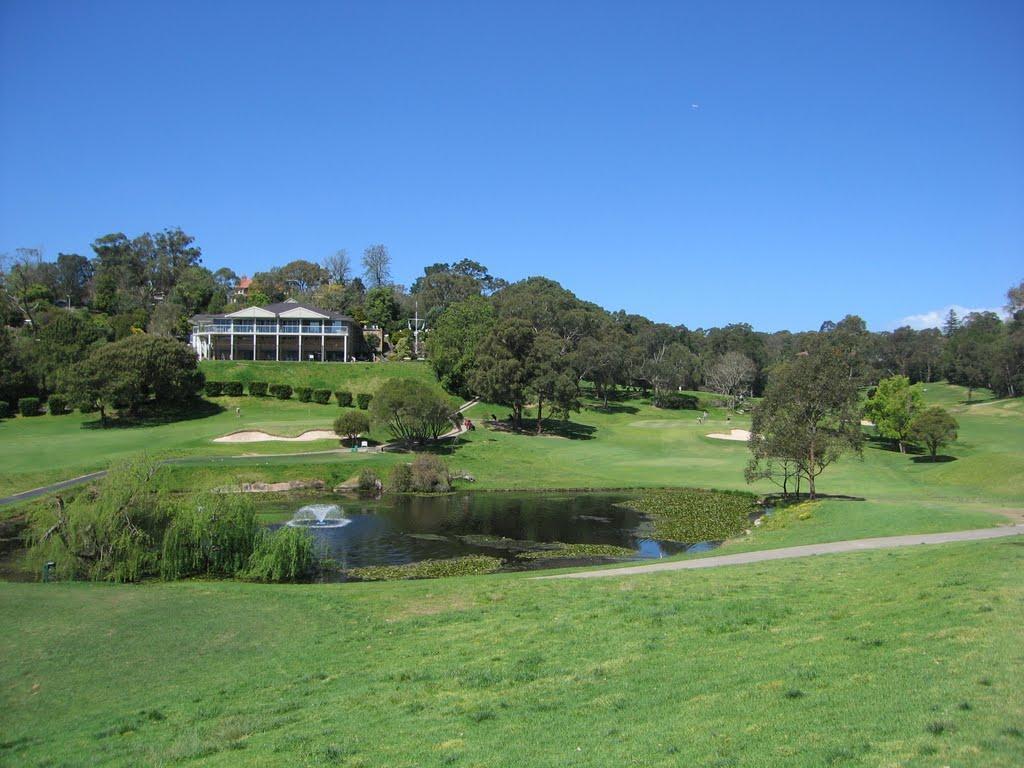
194, 321, 348, 335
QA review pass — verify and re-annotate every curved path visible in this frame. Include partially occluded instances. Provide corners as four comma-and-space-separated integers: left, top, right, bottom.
536, 524, 1024, 580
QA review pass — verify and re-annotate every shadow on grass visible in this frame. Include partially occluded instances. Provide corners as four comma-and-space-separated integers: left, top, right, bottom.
81, 399, 225, 429
960, 396, 999, 406
586, 402, 640, 415
865, 436, 926, 456
911, 455, 958, 463
390, 437, 472, 456
484, 419, 597, 440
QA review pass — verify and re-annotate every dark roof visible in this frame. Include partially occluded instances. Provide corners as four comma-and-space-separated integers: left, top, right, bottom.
190, 299, 353, 323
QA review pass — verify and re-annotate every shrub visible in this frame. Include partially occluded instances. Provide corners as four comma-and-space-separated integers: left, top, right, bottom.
160, 494, 261, 580
204, 381, 224, 397
356, 393, 373, 410
269, 384, 293, 400
18, 397, 41, 417
222, 381, 244, 397
47, 395, 68, 415
335, 390, 353, 407
357, 469, 381, 492
244, 526, 315, 583
389, 463, 413, 492
248, 381, 268, 397
345, 555, 502, 581
0, 401, 9, 418
653, 392, 700, 410
409, 455, 451, 493
312, 389, 332, 405
296, 386, 313, 403
334, 410, 370, 444
370, 379, 451, 443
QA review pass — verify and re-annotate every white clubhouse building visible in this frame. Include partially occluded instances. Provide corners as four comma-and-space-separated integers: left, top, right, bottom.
190, 299, 358, 362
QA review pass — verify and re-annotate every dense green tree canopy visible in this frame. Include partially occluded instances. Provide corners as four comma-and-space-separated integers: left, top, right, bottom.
62, 334, 204, 424
864, 375, 923, 453
747, 351, 863, 499
908, 406, 958, 461
427, 295, 495, 397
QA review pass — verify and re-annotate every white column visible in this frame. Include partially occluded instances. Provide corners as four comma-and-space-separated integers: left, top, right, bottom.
321, 333, 325, 362
298, 331, 302, 362
230, 328, 234, 360
343, 332, 348, 362
275, 329, 280, 361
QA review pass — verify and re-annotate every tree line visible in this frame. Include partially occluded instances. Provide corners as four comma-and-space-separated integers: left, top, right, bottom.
2, 228, 1022, 420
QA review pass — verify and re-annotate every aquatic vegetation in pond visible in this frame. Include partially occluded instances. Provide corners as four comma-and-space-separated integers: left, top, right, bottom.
517, 542, 636, 560
456, 534, 554, 553
345, 555, 503, 581
620, 488, 759, 543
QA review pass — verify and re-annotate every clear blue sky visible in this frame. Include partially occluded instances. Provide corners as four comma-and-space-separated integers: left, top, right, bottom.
2, 0, 1021, 331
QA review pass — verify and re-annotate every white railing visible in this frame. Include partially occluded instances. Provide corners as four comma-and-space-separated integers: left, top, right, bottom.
194, 322, 348, 335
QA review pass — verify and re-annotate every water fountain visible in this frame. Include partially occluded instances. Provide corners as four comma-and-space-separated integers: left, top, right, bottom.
286, 504, 351, 529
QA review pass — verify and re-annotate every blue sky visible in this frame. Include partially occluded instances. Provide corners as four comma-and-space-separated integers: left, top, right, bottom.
1, 1, 1021, 332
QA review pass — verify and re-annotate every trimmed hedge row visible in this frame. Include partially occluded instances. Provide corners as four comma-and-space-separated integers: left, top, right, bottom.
204, 380, 374, 407
0, 401, 9, 418
268, 384, 293, 400
48, 395, 69, 415
18, 397, 41, 417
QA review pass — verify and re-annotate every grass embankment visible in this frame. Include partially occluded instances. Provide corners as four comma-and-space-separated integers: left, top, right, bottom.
0, 362, 449, 498
198, 360, 441, 395
1, 538, 1022, 766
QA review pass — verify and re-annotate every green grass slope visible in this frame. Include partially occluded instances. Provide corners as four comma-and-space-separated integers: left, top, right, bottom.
1, 538, 1021, 766
0, 362, 450, 497
199, 360, 440, 395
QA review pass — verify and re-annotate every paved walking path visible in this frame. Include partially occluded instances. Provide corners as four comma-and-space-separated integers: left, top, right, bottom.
536, 524, 1024, 580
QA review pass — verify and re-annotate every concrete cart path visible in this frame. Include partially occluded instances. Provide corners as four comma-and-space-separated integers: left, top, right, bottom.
536, 524, 1024, 580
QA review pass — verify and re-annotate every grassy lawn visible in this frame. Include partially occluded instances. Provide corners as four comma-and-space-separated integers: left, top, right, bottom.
1, 538, 1022, 767
198, 359, 442, 394
1, 380, 1021, 543
0, 362, 451, 497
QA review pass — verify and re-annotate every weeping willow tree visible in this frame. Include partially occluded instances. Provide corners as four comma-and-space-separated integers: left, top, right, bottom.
29, 459, 169, 582
244, 526, 315, 583
160, 492, 261, 580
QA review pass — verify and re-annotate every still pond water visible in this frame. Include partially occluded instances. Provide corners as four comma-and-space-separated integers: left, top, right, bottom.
261, 492, 718, 572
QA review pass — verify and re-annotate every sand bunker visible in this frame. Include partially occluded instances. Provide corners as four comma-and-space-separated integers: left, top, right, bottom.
705, 428, 752, 442
213, 430, 338, 444
860, 419, 876, 427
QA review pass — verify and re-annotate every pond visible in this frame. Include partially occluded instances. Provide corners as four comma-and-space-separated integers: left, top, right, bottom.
260, 491, 721, 575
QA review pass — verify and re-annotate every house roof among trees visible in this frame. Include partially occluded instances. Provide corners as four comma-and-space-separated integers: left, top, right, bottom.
191, 299, 353, 323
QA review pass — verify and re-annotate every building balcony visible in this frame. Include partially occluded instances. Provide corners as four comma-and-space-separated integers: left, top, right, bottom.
194, 323, 348, 335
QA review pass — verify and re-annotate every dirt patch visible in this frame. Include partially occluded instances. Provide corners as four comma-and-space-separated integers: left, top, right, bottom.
385, 594, 476, 622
